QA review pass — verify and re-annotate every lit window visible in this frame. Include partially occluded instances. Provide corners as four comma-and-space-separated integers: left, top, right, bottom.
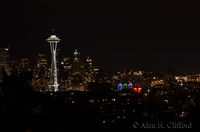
103, 121, 105, 123
89, 99, 94, 103
72, 101, 74, 103
112, 98, 116, 101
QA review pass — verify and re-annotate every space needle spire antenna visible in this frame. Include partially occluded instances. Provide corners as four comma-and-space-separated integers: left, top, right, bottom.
46, 29, 61, 92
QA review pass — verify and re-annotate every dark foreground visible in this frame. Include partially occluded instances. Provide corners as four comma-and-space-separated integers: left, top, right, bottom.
0, 90, 199, 132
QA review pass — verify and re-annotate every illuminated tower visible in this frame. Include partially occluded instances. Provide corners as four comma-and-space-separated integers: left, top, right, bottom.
72, 49, 81, 75
46, 29, 61, 92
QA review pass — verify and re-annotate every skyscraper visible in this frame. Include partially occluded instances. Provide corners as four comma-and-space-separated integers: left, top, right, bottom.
46, 31, 61, 92
0, 46, 9, 82
72, 49, 81, 76
19, 55, 30, 72
86, 56, 92, 72
34, 54, 48, 90
60, 57, 72, 87
36, 54, 48, 78
84, 56, 93, 83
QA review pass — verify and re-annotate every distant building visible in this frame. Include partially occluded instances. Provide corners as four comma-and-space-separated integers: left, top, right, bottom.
164, 68, 175, 88
84, 56, 93, 83
86, 56, 92, 72
120, 66, 128, 83
36, 54, 48, 78
33, 54, 48, 91
72, 49, 81, 76
10, 60, 20, 72
19, 55, 30, 72
92, 66, 100, 82
133, 70, 144, 87
0, 46, 10, 82
60, 57, 72, 86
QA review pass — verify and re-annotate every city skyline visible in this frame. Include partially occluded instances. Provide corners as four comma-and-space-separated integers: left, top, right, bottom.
1, 1, 200, 72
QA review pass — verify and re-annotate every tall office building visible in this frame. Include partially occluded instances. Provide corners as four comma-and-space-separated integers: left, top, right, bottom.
34, 54, 48, 90
19, 55, 30, 72
86, 56, 92, 72
72, 49, 81, 76
60, 57, 72, 86
36, 54, 48, 78
62, 57, 72, 75
0, 46, 10, 82
120, 66, 128, 83
84, 56, 93, 83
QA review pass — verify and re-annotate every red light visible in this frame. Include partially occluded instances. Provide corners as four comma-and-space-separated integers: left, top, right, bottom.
138, 87, 142, 93
133, 87, 137, 92
132, 87, 142, 93
52, 29, 55, 31
36, 58, 38, 60
22, 59, 24, 61
87, 56, 90, 59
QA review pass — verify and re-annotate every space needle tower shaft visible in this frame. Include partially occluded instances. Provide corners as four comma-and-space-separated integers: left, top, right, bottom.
46, 29, 61, 92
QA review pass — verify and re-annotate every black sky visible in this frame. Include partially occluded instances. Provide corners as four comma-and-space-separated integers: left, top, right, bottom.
1, 1, 200, 72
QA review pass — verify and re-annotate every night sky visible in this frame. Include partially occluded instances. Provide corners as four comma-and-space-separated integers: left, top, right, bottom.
1, 1, 200, 73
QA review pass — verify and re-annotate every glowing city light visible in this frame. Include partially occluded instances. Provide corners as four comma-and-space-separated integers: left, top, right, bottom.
132, 87, 142, 93
133, 87, 137, 92
138, 87, 142, 93
123, 83, 127, 88
128, 83, 133, 88
118, 83, 122, 88
74, 49, 78, 54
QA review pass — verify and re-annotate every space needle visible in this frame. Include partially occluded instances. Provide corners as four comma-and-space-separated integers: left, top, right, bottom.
47, 29, 60, 92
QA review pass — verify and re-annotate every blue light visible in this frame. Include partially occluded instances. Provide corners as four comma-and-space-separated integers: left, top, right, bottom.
118, 83, 122, 88
117, 83, 122, 91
